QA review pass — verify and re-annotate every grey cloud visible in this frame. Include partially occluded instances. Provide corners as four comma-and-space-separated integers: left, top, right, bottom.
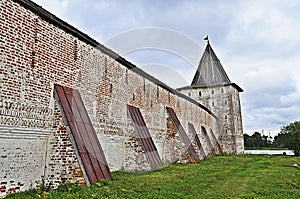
104, 28, 204, 67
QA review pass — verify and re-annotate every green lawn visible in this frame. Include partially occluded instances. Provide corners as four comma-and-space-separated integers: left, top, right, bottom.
6, 155, 300, 199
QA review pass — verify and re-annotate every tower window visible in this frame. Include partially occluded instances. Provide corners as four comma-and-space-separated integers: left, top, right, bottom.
188, 92, 191, 97
221, 88, 224, 93
211, 90, 214, 94
212, 102, 214, 106
199, 91, 202, 96
110, 84, 113, 93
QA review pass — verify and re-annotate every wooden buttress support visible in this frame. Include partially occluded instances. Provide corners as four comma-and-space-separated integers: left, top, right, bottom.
54, 84, 113, 184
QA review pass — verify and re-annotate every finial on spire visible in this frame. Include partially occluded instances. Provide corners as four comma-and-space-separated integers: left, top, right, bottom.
204, 35, 209, 43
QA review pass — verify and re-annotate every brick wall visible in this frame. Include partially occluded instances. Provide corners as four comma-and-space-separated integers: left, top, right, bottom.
1, 0, 222, 196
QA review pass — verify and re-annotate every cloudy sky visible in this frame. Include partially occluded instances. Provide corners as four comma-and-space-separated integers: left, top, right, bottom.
31, 0, 300, 137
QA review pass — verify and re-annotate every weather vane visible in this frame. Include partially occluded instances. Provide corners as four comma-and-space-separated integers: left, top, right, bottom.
204, 35, 209, 43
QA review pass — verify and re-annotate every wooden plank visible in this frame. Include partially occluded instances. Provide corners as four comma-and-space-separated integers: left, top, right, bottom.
166, 107, 200, 163
54, 84, 112, 184
201, 126, 216, 157
63, 86, 105, 182
128, 105, 162, 167
64, 86, 112, 181
209, 129, 223, 155
71, 88, 113, 180
54, 85, 98, 184
188, 123, 206, 159
127, 105, 163, 168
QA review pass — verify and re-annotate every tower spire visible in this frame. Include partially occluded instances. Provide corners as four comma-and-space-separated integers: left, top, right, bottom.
191, 41, 230, 87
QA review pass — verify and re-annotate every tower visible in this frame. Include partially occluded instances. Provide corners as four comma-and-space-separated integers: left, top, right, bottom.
177, 40, 244, 154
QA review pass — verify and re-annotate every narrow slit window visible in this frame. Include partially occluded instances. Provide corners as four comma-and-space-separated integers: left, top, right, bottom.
104, 57, 107, 74
110, 84, 113, 93
74, 40, 78, 61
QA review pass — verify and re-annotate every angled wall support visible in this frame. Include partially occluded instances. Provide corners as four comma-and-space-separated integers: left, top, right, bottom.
166, 107, 200, 163
188, 123, 206, 159
127, 104, 163, 168
53, 84, 113, 184
210, 129, 223, 155
201, 126, 216, 157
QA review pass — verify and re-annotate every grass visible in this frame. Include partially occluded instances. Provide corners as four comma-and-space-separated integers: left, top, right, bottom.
6, 155, 300, 199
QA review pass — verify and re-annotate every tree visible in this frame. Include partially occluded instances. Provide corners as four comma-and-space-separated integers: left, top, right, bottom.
244, 131, 271, 148
252, 132, 263, 147
276, 121, 300, 156
244, 134, 254, 148
273, 134, 288, 148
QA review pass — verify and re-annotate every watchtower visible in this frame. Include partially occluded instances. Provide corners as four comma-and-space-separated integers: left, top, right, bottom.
177, 39, 244, 154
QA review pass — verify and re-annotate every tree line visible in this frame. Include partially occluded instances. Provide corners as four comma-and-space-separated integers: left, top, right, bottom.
244, 121, 300, 156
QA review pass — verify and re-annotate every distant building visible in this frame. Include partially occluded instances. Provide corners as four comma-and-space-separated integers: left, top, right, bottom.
177, 41, 244, 154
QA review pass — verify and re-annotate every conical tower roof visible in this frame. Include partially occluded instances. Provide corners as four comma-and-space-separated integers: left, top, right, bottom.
191, 42, 231, 87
